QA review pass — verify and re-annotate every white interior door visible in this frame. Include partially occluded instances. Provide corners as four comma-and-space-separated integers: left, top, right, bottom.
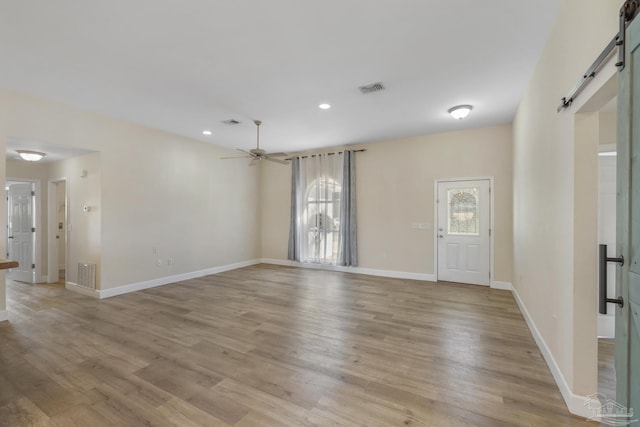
8, 183, 35, 283
437, 179, 491, 285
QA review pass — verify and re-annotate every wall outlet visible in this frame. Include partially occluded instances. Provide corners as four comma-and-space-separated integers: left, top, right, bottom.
156, 259, 162, 266
167, 258, 173, 266
153, 247, 158, 254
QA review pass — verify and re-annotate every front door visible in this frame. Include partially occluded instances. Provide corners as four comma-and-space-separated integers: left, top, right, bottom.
616, 10, 640, 418
437, 179, 491, 285
7, 183, 35, 283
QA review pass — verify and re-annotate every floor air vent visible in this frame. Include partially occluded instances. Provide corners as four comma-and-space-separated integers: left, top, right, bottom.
77, 262, 96, 290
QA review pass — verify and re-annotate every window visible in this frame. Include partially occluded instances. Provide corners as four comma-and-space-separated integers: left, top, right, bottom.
447, 187, 480, 235
288, 151, 357, 266
303, 177, 341, 263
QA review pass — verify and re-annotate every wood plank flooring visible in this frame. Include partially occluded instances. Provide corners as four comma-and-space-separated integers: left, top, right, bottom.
598, 338, 616, 401
0, 264, 596, 426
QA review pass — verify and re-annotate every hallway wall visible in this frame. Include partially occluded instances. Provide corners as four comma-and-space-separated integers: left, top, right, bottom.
512, 0, 620, 414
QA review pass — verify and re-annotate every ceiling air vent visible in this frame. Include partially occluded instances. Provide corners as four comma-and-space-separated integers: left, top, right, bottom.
221, 119, 241, 125
359, 82, 385, 94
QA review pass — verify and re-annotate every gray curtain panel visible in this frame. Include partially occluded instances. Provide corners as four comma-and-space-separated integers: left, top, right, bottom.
338, 150, 357, 266
287, 157, 300, 261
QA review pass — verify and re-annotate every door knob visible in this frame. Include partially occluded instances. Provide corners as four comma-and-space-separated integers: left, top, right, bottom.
438, 235, 443, 238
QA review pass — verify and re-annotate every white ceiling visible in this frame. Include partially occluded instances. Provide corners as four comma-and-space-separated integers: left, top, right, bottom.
0, 1, 561, 154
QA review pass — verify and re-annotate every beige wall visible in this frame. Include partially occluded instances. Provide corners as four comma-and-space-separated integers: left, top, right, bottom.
599, 111, 617, 146
261, 124, 513, 283
513, 0, 620, 399
1, 88, 260, 294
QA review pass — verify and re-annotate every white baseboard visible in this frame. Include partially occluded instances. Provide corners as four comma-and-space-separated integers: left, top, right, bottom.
66, 281, 100, 298
490, 280, 512, 290
511, 286, 599, 419
0, 310, 7, 322
97, 259, 261, 299
598, 313, 615, 339
260, 258, 437, 282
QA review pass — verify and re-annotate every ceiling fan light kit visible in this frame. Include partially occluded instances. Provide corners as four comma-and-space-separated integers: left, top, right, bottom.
219, 120, 290, 166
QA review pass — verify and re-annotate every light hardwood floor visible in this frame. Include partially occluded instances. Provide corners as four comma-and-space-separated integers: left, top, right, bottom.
598, 338, 616, 401
0, 264, 596, 426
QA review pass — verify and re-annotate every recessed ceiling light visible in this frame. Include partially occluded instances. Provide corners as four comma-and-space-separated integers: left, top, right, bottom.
448, 105, 473, 120
319, 103, 331, 110
202, 130, 212, 135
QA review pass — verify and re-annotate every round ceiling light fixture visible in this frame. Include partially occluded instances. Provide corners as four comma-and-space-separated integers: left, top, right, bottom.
17, 150, 46, 162
448, 105, 473, 120
318, 103, 331, 110
202, 130, 212, 135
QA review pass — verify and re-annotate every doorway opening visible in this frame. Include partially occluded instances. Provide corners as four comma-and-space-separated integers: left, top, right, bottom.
434, 178, 493, 286
47, 179, 67, 285
597, 107, 617, 403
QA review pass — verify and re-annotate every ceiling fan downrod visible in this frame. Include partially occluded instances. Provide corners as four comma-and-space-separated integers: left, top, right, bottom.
254, 120, 261, 150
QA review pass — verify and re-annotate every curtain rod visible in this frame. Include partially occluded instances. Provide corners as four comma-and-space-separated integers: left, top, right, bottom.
286, 148, 366, 161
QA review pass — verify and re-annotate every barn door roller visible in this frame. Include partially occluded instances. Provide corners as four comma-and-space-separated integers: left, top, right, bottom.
557, 0, 639, 112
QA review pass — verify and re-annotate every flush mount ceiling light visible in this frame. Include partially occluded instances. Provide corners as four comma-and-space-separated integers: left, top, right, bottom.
448, 105, 473, 120
319, 103, 331, 110
17, 150, 46, 161
202, 130, 212, 135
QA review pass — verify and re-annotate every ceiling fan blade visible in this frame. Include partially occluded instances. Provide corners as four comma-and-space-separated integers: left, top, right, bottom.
265, 157, 290, 165
264, 152, 288, 158
220, 155, 252, 159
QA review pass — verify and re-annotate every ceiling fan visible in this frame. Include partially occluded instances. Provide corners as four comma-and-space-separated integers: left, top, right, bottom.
220, 120, 289, 166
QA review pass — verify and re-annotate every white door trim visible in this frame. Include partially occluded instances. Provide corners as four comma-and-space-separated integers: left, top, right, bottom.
6, 177, 41, 283
434, 176, 495, 287
47, 177, 68, 284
